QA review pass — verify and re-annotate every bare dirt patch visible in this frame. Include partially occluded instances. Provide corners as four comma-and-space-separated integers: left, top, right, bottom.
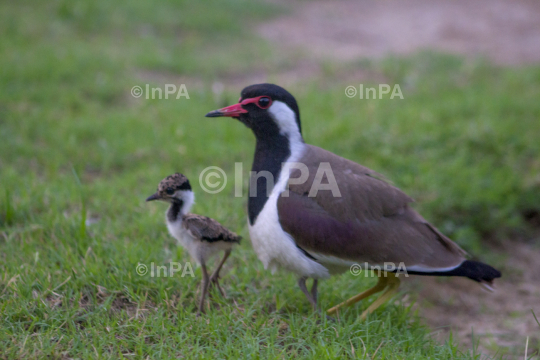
259, 0, 540, 66
401, 241, 540, 358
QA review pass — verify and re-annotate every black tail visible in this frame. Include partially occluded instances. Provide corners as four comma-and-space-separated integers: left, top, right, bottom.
405, 260, 502, 284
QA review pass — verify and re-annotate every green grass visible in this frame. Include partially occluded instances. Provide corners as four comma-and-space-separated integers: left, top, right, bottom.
1, 0, 540, 358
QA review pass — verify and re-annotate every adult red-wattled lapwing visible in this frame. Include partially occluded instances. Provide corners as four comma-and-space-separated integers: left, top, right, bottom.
146, 173, 241, 316
206, 84, 501, 319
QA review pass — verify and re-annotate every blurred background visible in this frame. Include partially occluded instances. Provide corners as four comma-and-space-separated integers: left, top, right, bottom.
1, 0, 539, 358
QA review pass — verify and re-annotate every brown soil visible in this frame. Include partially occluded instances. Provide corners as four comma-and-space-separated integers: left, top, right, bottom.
401, 241, 540, 358
259, 0, 540, 66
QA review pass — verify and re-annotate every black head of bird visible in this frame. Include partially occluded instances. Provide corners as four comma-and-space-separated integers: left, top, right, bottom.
205, 83, 302, 141
146, 173, 192, 204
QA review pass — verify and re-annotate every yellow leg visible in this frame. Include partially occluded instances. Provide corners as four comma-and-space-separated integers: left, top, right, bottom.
360, 273, 400, 320
327, 270, 388, 315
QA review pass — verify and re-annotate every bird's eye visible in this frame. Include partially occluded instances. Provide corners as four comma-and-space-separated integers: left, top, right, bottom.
258, 97, 271, 109
165, 187, 174, 195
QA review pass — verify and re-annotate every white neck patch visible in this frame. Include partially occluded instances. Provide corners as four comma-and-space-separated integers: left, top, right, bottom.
268, 100, 303, 152
175, 190, 194, 215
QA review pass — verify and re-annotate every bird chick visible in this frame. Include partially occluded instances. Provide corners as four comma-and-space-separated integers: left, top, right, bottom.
146, 173, 241, 315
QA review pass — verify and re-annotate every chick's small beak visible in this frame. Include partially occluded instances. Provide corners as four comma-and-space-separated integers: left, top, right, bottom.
146, 192, 160, 202
205, 102, 248, 118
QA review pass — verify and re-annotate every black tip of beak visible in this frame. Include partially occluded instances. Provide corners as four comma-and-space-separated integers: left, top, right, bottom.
205, 110, 223, 118
146, 193, 160, 202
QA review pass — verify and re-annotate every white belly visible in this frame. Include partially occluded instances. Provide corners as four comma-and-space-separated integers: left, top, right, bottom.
248, 159, 330, 279
167, 219, 229, 264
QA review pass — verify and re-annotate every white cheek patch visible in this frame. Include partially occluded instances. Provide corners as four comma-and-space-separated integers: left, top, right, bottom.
174, 190, 195, 215
268, 101, 303, 150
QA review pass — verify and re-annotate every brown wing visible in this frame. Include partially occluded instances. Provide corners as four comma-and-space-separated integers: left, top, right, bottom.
277, 145, 466, 269
182, 214, 241, 243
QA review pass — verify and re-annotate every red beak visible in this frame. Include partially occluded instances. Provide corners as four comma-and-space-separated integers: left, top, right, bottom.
205, 103, 248, 118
